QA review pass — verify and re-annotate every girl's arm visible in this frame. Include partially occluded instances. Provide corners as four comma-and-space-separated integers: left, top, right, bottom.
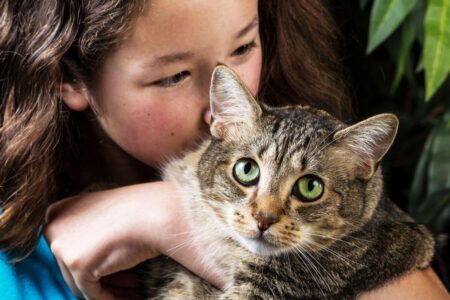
359, 267, 449, 299
44, 181, 225, 300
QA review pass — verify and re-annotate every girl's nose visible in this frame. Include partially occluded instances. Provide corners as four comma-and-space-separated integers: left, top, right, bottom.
203, 108, 212, 125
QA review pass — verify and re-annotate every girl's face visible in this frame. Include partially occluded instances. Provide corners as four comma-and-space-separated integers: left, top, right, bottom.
90, 0, 261, 168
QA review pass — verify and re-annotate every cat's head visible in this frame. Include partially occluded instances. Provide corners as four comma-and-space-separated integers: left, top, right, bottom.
198, 66, 398, 256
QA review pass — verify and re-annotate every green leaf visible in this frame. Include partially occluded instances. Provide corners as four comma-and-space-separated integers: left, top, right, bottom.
367, 0, 418, 53
433, 198, 450, 231
409, 128, 434, 214
411, 0, 426, 73
391, 17, 416, 94
427, 112, 450, 196
409, 110, 450, 214
415, 189, 450, 231
424, 0, 450, 101
416, 54, 425, 73
411, 0, 427, 45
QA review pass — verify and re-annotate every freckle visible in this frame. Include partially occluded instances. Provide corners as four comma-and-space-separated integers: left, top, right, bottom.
170, 132, 175, 136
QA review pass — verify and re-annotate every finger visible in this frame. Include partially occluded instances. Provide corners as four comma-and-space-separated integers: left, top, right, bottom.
75, 272, 117, 300
101, 270, 140, 289
54, 257, 84, 298
54, 257, 116, 300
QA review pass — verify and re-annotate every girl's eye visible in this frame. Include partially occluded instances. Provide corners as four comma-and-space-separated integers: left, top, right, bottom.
232, 41, 256, 57
233, 158, 260, 186
152, 71, 190, 87
292, 175, 324, 202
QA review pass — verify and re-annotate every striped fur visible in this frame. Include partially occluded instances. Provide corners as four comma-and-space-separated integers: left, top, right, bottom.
141, 67, 434, 299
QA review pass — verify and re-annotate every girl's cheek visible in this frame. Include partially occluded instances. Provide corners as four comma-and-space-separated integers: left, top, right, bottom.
235, 51, 262, 97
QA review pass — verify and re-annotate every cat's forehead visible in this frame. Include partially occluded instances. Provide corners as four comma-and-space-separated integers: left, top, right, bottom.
263, 105, 342, 139
242, 105, 345, 171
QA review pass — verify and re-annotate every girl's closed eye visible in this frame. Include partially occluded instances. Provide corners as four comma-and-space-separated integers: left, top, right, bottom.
232, 41, 256, 57
150, 41, 257, 88
152, 70, 190, 88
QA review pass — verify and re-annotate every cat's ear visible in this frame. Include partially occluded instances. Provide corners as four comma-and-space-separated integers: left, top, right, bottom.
333, 113, 399, 180
209, 65, 262, 140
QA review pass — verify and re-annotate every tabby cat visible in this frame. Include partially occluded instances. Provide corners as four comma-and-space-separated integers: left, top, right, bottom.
142, 66, 434, 299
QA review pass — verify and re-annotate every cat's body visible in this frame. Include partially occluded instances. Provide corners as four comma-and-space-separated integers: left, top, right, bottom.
141, 66, 434, 299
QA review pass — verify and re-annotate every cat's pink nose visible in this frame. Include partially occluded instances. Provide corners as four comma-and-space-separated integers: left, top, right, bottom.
255, 212, 278, 231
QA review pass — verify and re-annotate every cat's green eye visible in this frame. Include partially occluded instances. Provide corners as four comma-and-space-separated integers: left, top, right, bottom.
292, 175, 324, 202
233, 158, 260, 186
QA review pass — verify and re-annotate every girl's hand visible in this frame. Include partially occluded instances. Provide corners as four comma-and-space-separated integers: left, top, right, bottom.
44, 182, 179, 300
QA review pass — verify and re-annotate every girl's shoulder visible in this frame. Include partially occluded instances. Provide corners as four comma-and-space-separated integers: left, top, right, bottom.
0, 235, 76, 300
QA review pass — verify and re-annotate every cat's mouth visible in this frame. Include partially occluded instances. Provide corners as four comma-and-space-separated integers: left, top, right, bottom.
238, 233, 282, 256
254, 235, 276, 247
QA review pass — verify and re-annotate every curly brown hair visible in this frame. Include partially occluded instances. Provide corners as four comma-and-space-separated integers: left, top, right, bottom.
0, 0, 351, 258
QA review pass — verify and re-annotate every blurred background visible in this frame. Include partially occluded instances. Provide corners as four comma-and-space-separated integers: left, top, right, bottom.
331, 0, 450, 289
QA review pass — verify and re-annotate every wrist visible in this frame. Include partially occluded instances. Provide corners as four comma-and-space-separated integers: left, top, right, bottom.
157, 188, 189, 256
131, 181, 185, 255
156, 194, 228, 289
134, 181, 228, 289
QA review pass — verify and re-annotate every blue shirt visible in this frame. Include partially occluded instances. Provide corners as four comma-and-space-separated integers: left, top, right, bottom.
0, 235, 77, 300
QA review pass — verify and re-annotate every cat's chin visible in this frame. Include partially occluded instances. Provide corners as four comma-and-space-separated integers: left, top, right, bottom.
236, 236, 283, 256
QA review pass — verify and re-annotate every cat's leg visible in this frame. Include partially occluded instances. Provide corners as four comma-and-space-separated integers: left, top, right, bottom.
221, 285, 350, 300
146, 271, 215, 300
219, 283, 262, 300
219, 282, 300, 300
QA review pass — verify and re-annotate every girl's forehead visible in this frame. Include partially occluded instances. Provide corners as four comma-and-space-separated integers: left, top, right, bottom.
113, 0, 259, 63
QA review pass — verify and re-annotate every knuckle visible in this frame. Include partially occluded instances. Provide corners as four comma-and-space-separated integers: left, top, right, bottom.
66, 256, 85, 272
51, 244, 86, 272
49, 240, 62, 256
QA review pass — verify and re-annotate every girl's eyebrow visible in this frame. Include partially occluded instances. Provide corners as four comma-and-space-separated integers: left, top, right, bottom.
140, 16, 259, 70
142, 51, 194, 68
141, 51, 195, 69
236, 16, 259, 39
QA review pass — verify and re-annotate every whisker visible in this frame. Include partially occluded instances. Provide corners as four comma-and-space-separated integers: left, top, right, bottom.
296, 245, 334, 293
291, 246, 328, 298
298, 244, 341, 292
303, 232, 368, 251
304, 239, 364, 268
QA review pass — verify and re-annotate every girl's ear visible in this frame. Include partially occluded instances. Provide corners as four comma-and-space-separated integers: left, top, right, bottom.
59, 83, 90, 111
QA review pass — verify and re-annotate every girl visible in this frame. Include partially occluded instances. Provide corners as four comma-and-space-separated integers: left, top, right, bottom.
1, 0, 448, 299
